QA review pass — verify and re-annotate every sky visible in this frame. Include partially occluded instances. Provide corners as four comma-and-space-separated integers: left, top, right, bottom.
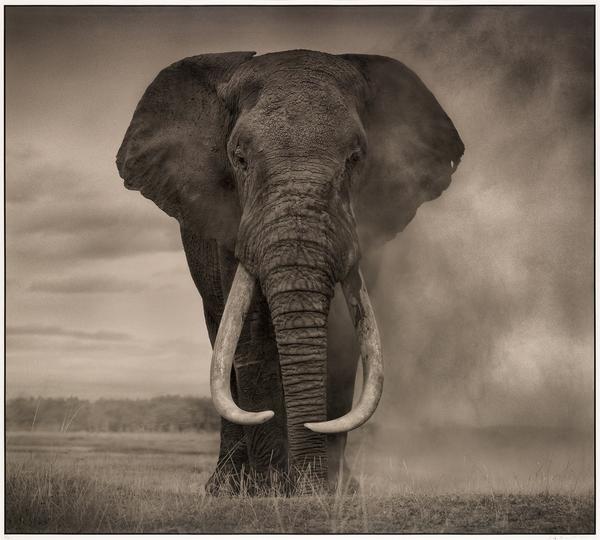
5, 6, 594, 430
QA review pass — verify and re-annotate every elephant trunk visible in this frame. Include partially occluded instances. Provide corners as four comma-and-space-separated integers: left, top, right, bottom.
262, 263, 334, 487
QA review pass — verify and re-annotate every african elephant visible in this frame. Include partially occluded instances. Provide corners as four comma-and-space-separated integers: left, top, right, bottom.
116, 49, 463, 494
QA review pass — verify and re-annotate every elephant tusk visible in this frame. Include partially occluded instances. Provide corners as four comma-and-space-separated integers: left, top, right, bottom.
304, 265, 383, 434
210, 263, 275, 425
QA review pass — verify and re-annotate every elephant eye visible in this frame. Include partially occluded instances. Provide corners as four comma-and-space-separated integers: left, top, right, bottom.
347, 149, 363, 167
233, 147, 248, 171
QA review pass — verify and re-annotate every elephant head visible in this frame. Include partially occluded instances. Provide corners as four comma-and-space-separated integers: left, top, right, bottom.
117, 50, 463, 482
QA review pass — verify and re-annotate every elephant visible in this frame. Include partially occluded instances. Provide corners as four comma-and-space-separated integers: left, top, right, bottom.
116, 49, 464, 495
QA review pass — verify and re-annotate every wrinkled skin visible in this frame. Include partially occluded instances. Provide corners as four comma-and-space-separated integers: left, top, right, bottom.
117, 49, 464, 494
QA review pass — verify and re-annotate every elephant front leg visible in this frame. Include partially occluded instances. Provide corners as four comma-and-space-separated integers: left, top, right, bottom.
202, 307, 249, 495
207, 298, 288, 496
235, 311, 288, 494
205, 363, 251, 495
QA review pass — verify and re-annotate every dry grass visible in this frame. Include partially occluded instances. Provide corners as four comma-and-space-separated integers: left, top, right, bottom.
6, 430, 595, 533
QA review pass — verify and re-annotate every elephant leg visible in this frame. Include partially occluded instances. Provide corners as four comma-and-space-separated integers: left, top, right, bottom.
179, 231, 251, 494
236, 359, 288, 494
238, 331, 288, 491
207, 387, 250, 495
203, 309, 250, 495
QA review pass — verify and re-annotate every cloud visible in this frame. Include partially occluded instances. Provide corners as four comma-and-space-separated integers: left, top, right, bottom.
6, 144, 183, 269
7, 324, 132, 342
5, 325, 212, 399
6, 151, 95, 205
28, 275, 145, 294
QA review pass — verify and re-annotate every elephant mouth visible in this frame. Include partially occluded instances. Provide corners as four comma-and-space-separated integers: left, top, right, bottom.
209, 262, 384, 434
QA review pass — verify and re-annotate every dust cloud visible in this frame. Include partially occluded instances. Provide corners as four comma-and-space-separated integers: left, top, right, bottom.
367, 6, 592, 429
336, 7, 594, 488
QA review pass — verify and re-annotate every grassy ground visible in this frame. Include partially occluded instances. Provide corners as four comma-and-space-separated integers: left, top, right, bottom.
6, 429, 595, 533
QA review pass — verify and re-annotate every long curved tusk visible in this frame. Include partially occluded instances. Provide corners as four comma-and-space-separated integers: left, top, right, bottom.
304, 265, 383, 433
210, 263, 275, 425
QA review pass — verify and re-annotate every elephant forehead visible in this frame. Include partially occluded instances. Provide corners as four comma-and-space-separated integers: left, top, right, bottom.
239, 88, 360, 151
225, 50, 367, 110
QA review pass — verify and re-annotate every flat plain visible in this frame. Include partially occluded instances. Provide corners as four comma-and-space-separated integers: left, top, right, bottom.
6, 427, 594, 533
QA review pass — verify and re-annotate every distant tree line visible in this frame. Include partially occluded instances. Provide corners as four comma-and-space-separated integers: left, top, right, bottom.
6, 395, 221, 432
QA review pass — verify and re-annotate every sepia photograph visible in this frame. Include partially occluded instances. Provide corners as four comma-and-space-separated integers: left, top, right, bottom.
4, 3, 595, 534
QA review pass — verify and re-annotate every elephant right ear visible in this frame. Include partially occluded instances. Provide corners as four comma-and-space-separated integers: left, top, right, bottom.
340, 54, 464, 247
116, 52, 255, 249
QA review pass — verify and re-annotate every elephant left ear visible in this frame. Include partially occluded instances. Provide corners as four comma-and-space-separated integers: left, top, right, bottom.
116, 52, 256, 249
340, 54, 465, 245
